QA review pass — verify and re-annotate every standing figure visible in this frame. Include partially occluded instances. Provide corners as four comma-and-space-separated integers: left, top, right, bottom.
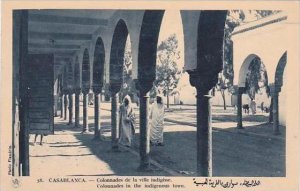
119, 95, 135, 147
261, 102, 264, 113
150, 95, 165, 146
250, 99, 257, 115
34, 134, 44, 145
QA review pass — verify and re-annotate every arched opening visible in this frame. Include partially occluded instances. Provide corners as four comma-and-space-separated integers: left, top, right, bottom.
81, 48, 90, 133
93, 37, 105, 90
82, 48, 90, 93
109, 19, 128, 91
119, 35, 135, 102
92, 37, 105, 139
238, 54, 262, 88
152, 10, 184, 108
109, 19, 130, 150
237, 54, 270, 130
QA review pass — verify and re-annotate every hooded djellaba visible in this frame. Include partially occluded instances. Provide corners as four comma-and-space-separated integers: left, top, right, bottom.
119, 95, 135, 147
149, 94, 165, 146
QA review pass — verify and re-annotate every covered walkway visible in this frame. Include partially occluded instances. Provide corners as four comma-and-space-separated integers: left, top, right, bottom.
10, 9, 290, 178
30, 103, 285, 177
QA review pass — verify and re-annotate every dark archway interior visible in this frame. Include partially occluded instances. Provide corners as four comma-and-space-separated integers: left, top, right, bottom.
93, 37, 105, 90
109, 19, 128, 89
82, 48, 90, 92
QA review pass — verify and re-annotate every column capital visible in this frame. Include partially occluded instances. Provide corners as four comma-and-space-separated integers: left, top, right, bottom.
188, 70, 218, 95
74, 88, 81, 94
109, 83, 121, 95
93, 85, 102, 94
269, 83, 281, 95
135, 79, 153, 95
232, 85, 245, 95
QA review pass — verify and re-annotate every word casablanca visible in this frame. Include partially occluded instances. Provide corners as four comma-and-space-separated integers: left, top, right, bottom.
49, 178, 87, 183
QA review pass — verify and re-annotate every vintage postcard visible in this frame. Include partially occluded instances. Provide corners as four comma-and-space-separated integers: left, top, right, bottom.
0, 0, 299, 190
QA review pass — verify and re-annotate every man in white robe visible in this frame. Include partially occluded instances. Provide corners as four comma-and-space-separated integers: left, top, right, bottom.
149, 95, 165, 146
119, 95, 135, 147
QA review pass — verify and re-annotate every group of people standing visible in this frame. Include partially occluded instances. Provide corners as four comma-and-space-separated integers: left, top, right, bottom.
118, 95, 165, 148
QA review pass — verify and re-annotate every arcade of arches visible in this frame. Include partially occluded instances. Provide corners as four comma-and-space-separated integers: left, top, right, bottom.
12, 10, 287, 176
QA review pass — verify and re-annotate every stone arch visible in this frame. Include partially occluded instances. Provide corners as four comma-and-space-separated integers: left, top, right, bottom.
195, 11, 228, 89
238, 54, 266, 88
109, 19, 129, 92
82, 48, 90, 93
275, 51, 287, 90
93, 37, 105, 92
180, 11, 227, 89
138, 10, 165, 91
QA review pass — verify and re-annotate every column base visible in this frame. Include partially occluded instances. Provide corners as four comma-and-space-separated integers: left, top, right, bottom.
81, 129, 90, 134
137, 164, 152, 172
237, 124, 244, 129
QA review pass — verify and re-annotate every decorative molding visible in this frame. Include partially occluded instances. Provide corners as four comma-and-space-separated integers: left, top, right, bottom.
231, 16, 287, 36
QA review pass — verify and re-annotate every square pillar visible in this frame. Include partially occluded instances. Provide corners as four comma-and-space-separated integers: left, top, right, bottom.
68, 93, 73, 125
237, 87, 244, 129
74, 90, 80, 128
94, 92, 101, 139
82, 93, 89, 133
270, 84, 280, 135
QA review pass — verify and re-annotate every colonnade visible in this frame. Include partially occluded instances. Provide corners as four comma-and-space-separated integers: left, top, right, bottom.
235, 83, 282, 135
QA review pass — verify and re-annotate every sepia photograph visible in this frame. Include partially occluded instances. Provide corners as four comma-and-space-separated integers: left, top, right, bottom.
1, 1, 299, 191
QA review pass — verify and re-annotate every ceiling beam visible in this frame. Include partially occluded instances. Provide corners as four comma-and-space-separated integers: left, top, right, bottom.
29, 13, 108, 26
29, 48, 76, 54
28, 50, 75, 57
29, 43, 81, 49
29, 31, 92, 40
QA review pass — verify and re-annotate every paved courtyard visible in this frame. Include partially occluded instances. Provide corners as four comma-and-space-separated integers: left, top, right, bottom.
29, 102, 285, 177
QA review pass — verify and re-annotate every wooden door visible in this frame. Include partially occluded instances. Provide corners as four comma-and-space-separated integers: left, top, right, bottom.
27, 54, 54, 135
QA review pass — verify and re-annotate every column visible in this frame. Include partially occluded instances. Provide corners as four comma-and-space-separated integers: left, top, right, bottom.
64, 94, 68, 120
74, 90, 80, 128
111, 92, 119, 150
68, 93, 73, 125
94, 92, 101, 139
269, 98, 273, 123
82, 93, 89, 133
188, 72, 217, 177
16, 10, 29, 176
138, 91, 150, 170
237, 87, 244, 129
270, 84, 280, 135
196, 88, 212, 176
